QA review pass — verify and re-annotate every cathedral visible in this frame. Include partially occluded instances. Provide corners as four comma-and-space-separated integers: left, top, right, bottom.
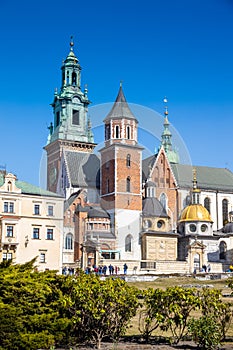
44, 39, 233, 275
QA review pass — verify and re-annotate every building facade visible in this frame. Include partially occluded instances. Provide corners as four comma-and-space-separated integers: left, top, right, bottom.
0, 172, 64, 271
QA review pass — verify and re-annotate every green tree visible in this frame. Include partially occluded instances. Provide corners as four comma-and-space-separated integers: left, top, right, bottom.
0, 258, 70, 350
64, 272, 140, 349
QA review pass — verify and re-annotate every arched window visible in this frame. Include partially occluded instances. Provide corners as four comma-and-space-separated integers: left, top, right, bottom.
72, 72, 77, 86
125, 234, 132, 252
160, 193, 167, 209
65, 233, 73, 250
204, 197, 211, 213
66, 71, 70, 85
126, 126, 131, 139
222, 199, 228, 225
194, 253, 200, 272
166, 168, 171, 187
126, 154, 131, 167
115, 125, 120, 138
219, 241, 227, 260
126, 177, 131, 192
7, 181, 12, 192
105, 124, 110, 140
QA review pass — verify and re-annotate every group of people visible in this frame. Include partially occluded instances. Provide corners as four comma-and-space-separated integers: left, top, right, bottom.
62, 266, 75, 275
85, 263, 128, 276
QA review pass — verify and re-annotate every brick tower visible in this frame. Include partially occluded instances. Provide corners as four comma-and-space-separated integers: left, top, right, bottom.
100, 85, 143, 260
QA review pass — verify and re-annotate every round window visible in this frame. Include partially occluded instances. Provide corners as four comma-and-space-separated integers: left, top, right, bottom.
157, 220, 164, 229
201, 224, 208, 232
189, 224, 196, 232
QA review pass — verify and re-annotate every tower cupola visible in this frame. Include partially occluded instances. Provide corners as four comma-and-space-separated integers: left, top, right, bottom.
104, 84, 138, 147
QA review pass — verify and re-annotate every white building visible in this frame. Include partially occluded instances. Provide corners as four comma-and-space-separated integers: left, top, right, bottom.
0, 172, 64, 272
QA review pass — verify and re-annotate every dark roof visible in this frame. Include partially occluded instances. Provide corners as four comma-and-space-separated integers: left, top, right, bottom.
171, 164, 233, 192
142, 197, 169, 218
142, 154, 157, 182
88, 206, 110, 219
221, 222, 233, 234
64, 151, 100, 189
103, 86, 138, 122
64, 191, 81, 211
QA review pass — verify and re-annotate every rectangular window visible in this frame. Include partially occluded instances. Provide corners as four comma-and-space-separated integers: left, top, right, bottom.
6, 226, 13, 237
72, 109, 80, 125
34, 204, 40, 215
33, 228, 40, 239
40, 253, 46, 263
47, 228, 53, 240
48, 205, 53, 216
3, 252, 12, 261
4, 202, 14, 213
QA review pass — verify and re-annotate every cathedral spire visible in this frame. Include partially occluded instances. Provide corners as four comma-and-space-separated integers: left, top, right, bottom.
160, 97, 179, 164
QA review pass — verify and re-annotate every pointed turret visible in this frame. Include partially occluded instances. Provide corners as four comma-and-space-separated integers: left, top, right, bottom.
103, 84, 138, 147
104, 84, 138, 122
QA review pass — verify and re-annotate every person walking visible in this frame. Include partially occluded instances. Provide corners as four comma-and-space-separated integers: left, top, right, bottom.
123, 263, 128, 274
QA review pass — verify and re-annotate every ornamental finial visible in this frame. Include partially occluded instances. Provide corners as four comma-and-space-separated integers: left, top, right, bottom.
70, 36, 74, 51
192, 168, 197, 190
163, 96, 168, 116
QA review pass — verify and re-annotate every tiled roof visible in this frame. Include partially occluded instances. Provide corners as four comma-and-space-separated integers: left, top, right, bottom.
142, 154, 157, 182
104, 86, 138, 122
64, 151, 100, 189
171, 164, 233, 192
0, 174, 62, 197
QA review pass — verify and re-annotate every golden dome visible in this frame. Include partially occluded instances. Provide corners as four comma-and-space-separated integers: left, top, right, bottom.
179, 204, 213, 222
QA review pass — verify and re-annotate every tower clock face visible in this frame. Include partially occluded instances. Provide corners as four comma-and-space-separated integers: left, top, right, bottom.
49, 166, 57, 186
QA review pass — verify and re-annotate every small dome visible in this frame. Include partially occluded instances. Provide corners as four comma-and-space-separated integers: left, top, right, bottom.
142, 197, 169, 218
179, 204, 213, 222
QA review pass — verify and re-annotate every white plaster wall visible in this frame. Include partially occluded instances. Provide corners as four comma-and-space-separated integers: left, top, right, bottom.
115, 209, 141, 261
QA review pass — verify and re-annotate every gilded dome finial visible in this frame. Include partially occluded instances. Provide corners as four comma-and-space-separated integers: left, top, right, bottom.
193, 168, 197, 190
70, 36, 74, 51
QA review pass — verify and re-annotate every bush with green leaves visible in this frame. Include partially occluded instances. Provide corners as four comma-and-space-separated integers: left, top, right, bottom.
188, 315, 222, 350
139, 286, 201, 344
63, 271, 140, 349
138, 287, 167, 342
199, 288, 233, 341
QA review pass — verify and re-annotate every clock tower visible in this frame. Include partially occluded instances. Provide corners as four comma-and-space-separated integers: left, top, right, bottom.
44, 38, 96, 192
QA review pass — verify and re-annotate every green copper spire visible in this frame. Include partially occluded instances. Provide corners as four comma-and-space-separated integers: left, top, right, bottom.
48, 37, 94, 145
160, 97, 179, 164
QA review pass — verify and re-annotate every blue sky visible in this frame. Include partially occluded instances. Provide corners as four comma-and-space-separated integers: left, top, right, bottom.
1, 0, 233, 186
